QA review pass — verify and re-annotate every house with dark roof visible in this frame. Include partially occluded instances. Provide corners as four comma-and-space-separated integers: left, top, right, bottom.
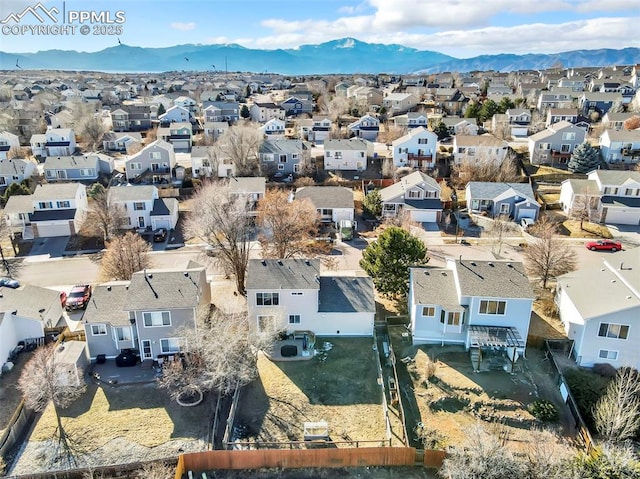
527, 121, 587, 165
556, 248, 640, 368
250, 102, 286, 123
28, 183, 88, 238
125, 140, 176, 184
259, 139, 311, 176
293, 186, 354, 223
246, 259, 375, 337
83, 262, 210, 361
348, 114, 379, 142
466, 182, 539, 222
43, 153, 114, 182
409, 258, 535, 372
108, 185, 178, 230
379, 171, 442, 223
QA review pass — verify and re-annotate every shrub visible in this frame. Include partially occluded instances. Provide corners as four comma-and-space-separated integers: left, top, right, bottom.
593, 363, 617, 378
564, 367, 610, 428
529, 399, 558, 422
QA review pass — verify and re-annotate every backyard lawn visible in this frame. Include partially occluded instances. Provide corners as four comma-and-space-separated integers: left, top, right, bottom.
235, 337, 393, 447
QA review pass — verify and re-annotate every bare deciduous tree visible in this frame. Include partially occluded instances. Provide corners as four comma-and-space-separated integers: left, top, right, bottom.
256, 189, 319, 259
185, 180, 253, 294
623, 115, 640, 131
81, 116, 107, 151
452, 156, 520, 188
18, 344, 86, 467
100, 231, 152, 281
570, 194, 600, 230
484, 214, 517, 256
523, 217, 577, 288
594, 367, 640, 442
216, 123, 263, 176
83, 189, 127, 242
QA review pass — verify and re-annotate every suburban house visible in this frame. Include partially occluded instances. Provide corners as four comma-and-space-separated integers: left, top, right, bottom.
379, 170, 442, 223
173, 95, 197, 113
229, 176, 266, 215
0, 131, 20, 160
280, 96, 314, 116
203, 121, 229, 142
308, 116, 332, 145
158, 105, 191, 125
30, 128, 77, 157
392, 127, 437, 169
348, 114, 380, 141
409, 258, 535, 371
0, 285, 64, 367
589, 170, 640, 225
157, 122, 193, 152
440, 117, 479, 136
578, 92, 623, 117
250, 102, 286, 123
102, 132, 142, 153
392, 112, 429, 129
324, 138, 373, 171
125, 140, 176, 184
43, 153, 114, 182
527, 121, 587, 165
110, 105, 152, 132
246, 259, 376, 337
504, 108, 532, 138
294, 186, 354, 223
258, 118, 286, 141
83, 262, 211, 361
537, 89, 574, 110
556, 248, 640, 368
28, 183, 88, 237
546, 108, 579, 127
559, 178, 602, 220
599, 129, 640, 165
0, 158, 37, 189
382, 93, 419, 115
202, 101, 240, 123
453, 135, 509, 166
602, 112, 637, 130
108, 184, 178, 231
259, 139, 311, 176
466, 182, 539, 221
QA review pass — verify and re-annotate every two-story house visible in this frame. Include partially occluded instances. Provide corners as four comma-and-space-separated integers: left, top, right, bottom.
250, 102, 286, 123
579, 92, 623, 117
125, 140, 176, 184
0, 158, 37, 189
102, 132, 142, 153
528, 121, 587, 165
392, 112, 429, 130
440, 117, 479, 136
294, 186, 354, 224
379, 171, 442, 223
28, 183, 88, 237
43, 153, 114, 182
107, 184, 178, 230
392, 127, 437, 169
110, 105, 152, 132
0, 131, 20, 160
466, 182, 539, 222
588, 170, 640, 225
83, 262, 211, 361
246, 259, 375, 337
158, 105, 191, 126
280, 96, 314, 116
453, 135, 509, 166
258, 118, 286, 141
601, 112, 637, 131
324, 138, 373, 171
409, 258, 535, 372
347, 114, 379, 142
30, 128, 77, 157
545, 108, 579, 128
202, 102, 240, 123
309, 116, 332, 145
259, 139, 311, 176
599, 129, 640, 165
556, 248, 640, 368
504, 108, 531, 138
157, 122, 193, 152
203, 121, 229, 142
382, 93, 419, 115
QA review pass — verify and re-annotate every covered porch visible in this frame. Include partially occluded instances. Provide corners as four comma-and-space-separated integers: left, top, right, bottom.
468, 325, 526, 373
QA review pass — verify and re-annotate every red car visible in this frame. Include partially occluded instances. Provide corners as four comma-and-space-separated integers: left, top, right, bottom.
66, 284, 92, 311
585, 240, 622, 252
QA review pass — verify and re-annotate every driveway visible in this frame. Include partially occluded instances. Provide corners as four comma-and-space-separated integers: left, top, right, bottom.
26, 236, 70, 259
606, 224, 640, 249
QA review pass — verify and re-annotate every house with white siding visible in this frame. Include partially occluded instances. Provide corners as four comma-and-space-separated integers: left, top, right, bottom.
392, 127, 437, 169
453, 135, 508, 166
294, 186, 354, 224
324, 138, 373, 171
108, 185, 178, 230
379, 171, 442, 223
28, 183, 88, 238
599, 129, 640, 165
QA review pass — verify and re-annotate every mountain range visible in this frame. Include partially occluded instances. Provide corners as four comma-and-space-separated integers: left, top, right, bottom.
1, 38, 639, 74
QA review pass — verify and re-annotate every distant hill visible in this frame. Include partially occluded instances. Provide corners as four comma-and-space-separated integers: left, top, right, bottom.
1, 39, 638, 74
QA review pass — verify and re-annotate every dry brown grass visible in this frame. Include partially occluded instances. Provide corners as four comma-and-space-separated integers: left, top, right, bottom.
29, 383, 208, 451
560, 219, 612, 239
0, 352, 33, 437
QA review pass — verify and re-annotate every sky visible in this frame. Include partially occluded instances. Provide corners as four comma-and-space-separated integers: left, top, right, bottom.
0, 0, 638, 58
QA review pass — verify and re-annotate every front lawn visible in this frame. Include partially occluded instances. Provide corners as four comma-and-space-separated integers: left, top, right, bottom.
559, 219, 612, 238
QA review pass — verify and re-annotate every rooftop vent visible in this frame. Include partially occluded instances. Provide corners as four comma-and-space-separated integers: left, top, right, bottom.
488, 262, 495, 267
277, 260, 283, 266
261, 259, 266, 266
470, 262, 477, 267
107, 285, 112, 291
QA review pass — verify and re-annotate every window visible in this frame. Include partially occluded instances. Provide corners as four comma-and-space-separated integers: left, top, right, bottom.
562, 132, 576, 140
150, 151, 161, 160
418, 138, 428, 144
91, 324, 107, 336
499, 203, 510, 214
278, 164, 285, 170
598, 349, 618, 360
133, 202, 145, 211
289, 315, 301, 324
467, 148, 476, 156
321, 209, 332, 216
334, 152, 342, 159
408, 189, 422, 199
256, 292, 279, 306
115, 327, 131, 341
130, 162, 142, 170
479, 300, 506, 315
57, 200, 71, 208
422, 306, 435, 317
80, 168, 94, 177
38, 201, 53, 209
561, 144, 571, 153
279, 154, 287, 163
458, 147, 466, 154
447, 312, 462, 326
539, 143, 550, 150
291, 292, 303, 296
160, 338, 183, 354
143, 311, 171, 327
598, 323, 629, 340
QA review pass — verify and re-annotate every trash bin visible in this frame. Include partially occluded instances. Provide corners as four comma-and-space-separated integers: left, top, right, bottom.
96, 354, 106, 364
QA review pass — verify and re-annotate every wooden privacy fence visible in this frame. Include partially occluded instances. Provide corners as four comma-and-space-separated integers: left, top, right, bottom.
0, 399, 31, 459
175, 447, 424, 478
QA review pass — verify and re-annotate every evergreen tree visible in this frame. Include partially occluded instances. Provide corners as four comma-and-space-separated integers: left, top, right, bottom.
568, 142, 602, 174
362, 189, 382, 218
433, 122, 450, 140
156, 103, 166, 117
478, 99, 499, 122
464, 102, 480, 119
240, 104, 251, 119
498, 97, 515, 113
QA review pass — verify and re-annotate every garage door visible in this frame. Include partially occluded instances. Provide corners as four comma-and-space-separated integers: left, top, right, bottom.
35, 222, 71, 237
604, 208, 640, 225
153, 219, 171, 229
517, 209, 537, 220
410, 210, 438, 223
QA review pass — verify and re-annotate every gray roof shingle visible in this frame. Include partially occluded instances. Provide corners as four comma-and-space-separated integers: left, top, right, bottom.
411, 268, 464, 311
126, 265, 206, 310
294, 186, 354, 209
246, 259, 320, 290
455, 260, 535, 299
318, 276, 375, 313
467, 182, 536, 202
83, 282, 130, 326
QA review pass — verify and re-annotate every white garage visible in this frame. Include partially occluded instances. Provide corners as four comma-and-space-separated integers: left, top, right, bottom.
33, 221, 72, 237
409, 209, 440, 223
603, 207, 640, 225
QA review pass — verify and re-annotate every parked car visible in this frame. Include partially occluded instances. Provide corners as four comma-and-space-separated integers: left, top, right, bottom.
585, 239, 622, 252
66, 284, 92, 310
0, 277, 20, 289
153, 228, 167, 242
